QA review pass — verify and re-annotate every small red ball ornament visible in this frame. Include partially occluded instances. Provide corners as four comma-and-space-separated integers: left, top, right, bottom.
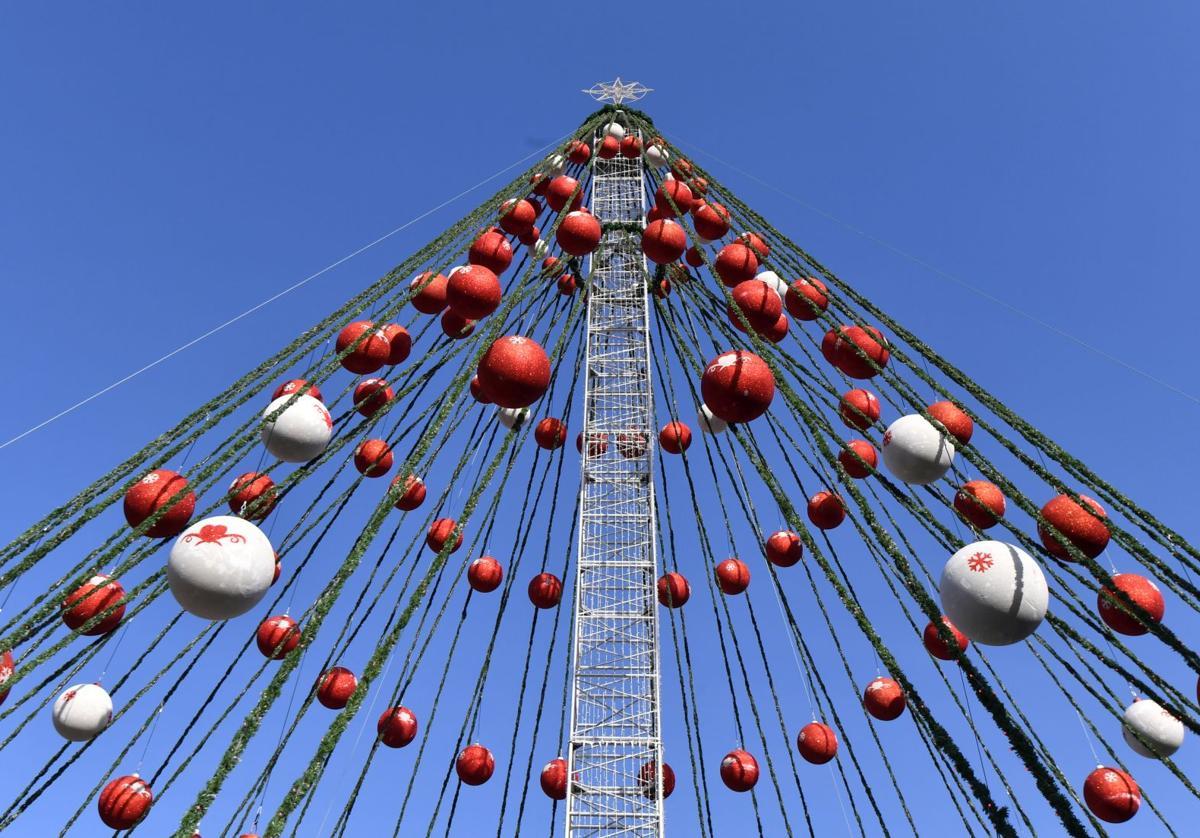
863, 677, 906, 721
597, 136, 619, 159
0, 650, 13, 705
229, 472, 277, 519
447, 264, 502, 320
392, 474, 427, 511
720, 749, 760, 792
381, 323, 412, 366
797, 722, 838, 764
98, 774, 153, 830
1038, 494, 1110, 561
457, 743, 496, 785
701, 350, 775, 423
659, 421, 692, 454
645, 204, 668, 225
737, 232, 770, 261
498, 198, 536, 235
535, 417, 567, 450
656, 572, 690, 607
765, 531, 803, 567
427, 518, 463, 554
377, 705, 418, 748
831, 326, 890, 379
784, 277, 829, 320
714, 558, 750, 595
728, 280, 782, 332
440, 309, 476, 339
470, 376, 491, 403
616, 432, 648, 459
838, 439, 878, 479
530, 172, 548, 195
557, 274, 577, 295
353, 439, 393, 477
639, 761, 676, 799
1097, 573, 1165, 636
684, 246, 705, 268
272, 379, 323, 402
620, 135, 642, 158
477, 336, 552, 408
540, 256, 562, 278
642, 219, 687, 264
256, 615, 301, 659
540, 757, 568, 800
518, 225, 540, 247
655, 180, 694, 217
317, 666, 358, 709
576, 432, 609, 457
468, 229, 513, 275
922, 616, 969, 660
410, 272, 449, 314
353, 377, 395, 418
557, 211, 602, 256
546, 176, 583, 212
528, 572, 563, 608
714, 243, 758, 287
1083, 766, 1141, 823
807, 491, 846, 530
953, 481, 1005, 529
123, 469, 196, 538
63, 575, 126, 636
762, 313, 788, 344
468, 556, 504, 593
336, 321, 391, 375
692, 201, 731, 240
567, 140, 591, 164
838, 389, 881, 431
927, 401, 973, 445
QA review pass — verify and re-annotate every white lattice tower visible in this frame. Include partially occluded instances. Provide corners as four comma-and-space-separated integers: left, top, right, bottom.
564, 122, 665, 837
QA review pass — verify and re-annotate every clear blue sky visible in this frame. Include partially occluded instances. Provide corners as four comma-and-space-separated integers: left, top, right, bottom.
1, 3, 1198, 835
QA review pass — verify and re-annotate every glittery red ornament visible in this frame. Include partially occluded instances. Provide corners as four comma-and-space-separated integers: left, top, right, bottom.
477, 336, 552, 408
642, 219, 687, 264
440, 309, 476, 339
540, 757, 568, 800
863, 676, 905, 721
0, 650, 13, 705
922, 616, 969, 660
639, 761, 676, 799
123, 469, 196, 538
525, 195, 544, 218
701, 350, 775, 423
457, 743, 495, 785
765, 531, 803, 567
1039, 494, 1110, 561
831, 326, 890, 379
720, 749, 759, 792
652, 278, 672, 299
518, 225, 540, 247
535, 418, 567, 450
714, 243, 758, 287
656, 572, 690, 608
316, 666, 357, 709
468, 229, 513, 275
797, 722, 838, 765
353, 439, 393, 477
557, 274, 577, 295
256, 615, 300, 659
597, 136, 619, 159
447, 265, 502, 319
838, 389, 880, 431
672, 158, 694, 179
655, 180, 694, 217
736, 232, 770, 262
392, 474, 427, 511
1098, 573, 1165, 636
470, 376, 491, 404
557, 211, 602, 256
645, 204, 668, 225
229, 472, 277, 519
762, 313, 788, 344
336, 321, 390, 375
1083, 766, 1140, 823
728, 280, 782, 332
272, 379, 323, 402
616, 432, 648, 459
427, 518, 463, 554
576, 432, 609, 457
546, 176, 583, 213
838, 439, 878, 479
784, 277, 829, 320
530, 172, 549, 195
353, 377, 395, 418
528, 572, 563, 608
410, 271, 449, 314
684, 246, 704, 268
567, 140, 591, 164
98, 774, 152, 830
715, 558, 750, 595
807, 491, 846, 530
692, 201, 730, 240
927, 401, 972, 445
63, 574, 125, 636
468, 556, 504, 593
273, 554, 282, 585
377, 705, 418, 748
954, 481, 1005, 529
659, 421, 692, 454
499, 198, 536, 236
620, 135, 642, 158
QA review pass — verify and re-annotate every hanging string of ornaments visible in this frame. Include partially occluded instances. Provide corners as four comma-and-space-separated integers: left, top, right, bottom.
0, 97, 1194, 835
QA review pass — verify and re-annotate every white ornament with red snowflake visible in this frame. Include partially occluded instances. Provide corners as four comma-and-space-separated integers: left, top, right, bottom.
1123, 698, 1184, 759
260, 395, 333, 463
52, 683, 113, 741
881, 414, 955, 485
939, 540, 1048, 646
167, 516, 275, 620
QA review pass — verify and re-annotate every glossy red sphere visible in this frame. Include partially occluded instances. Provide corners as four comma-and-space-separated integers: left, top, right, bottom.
229, 472, 277, 519
922, 616, 969, 661
498, 198, 536, 236
838, 389, 881, 431
797, 722, 838, 764
546, 176, 583, 212
381, 324, 412, 366
477, 336, 552, 408
728, 280, 782, 332
656, 572, 690, 608
534, 417, 567, 450
714, 243, 758, 287
715, 558, 750, 595
353, 439, 393, 477
597, 136, 620, 159
256, 615, 301, 660
528, 572, 563, 608
557, 211, 602, 256
720, 749, 760, 792
701, 350, 775, 423
377, 705, 418, 748
831, 325, 890, 379
953, 481, 1005, 529
272, 378, 323, 402
410, 272, 449, 314
1038, 494, 1110, 561
784, 276, 829, 320
353, 377, 395, 418
1084, 766, 1141, 823
927, 401, 973, 445
655, 180, 694, 217
863, 677, 906, 721
317, 666, 358, 709
576, 432, 609, 457
468, 556, 504, 593
392, 474, 427, 511
336, 321, 391, 375
737, 232, 770, 261
1097, 573, 1165, 636
638, 761, 676, 799
620, 136, 642, 158
684, 245, 705, 268
838, 440, 878, 479
691, 201, 730, 240
807, 491, 846, 530
440, 309, 476, 339
540, 757, 568, 800
567, 140, 591, 164
427, 518, 463, 554
659, 421, 692, 454
468, 229, 513, 275
765, 531, 803, 567
63, 574, 126, 636
0, 650, 14, 705
123, 469, 196, 538
456, 744, 495, 785
642, 219, 687, 264
98, 774, 153, 830
447, 264, 502, 320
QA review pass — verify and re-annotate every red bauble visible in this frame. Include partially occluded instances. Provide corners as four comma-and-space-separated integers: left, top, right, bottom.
557, 211, 602, 256
273, 554, 282, 585
714, 243, 758, 287
728, 280, 782, 332
353, 439, 393, 477
381, 324, 412, 366
427, 518, 463, 554
336, 321, 391, 375
922, 616, 969, 661
468, 556, 504, 593
838, 440, 878, 479
762, 313, 789, 344
655, 180, 694, 217
440, 309, 476, 339
273, 378, 323, 402
229, 472, 277, 519
1098, 573, 1165, 636
530, 172, 548, 195
411, 272, 449, 314
63, 574, 126, 636
831, 326, 890, 379
317, 666, 358, 709
797, 722, 838, 765
518, 225, 540, 247
1038, 494, 1110, 561
645, 204, 668, 225
692, 201, 731, 240
672, 158, 694, 179
525, 196, 544, 217
642, 219, 687, 264
123, 469, 196, 538
456, 744, 496, 785
470, 376, 491, 404
1083, 766, 1141, 824
954, 481, 1005, 529
765, 530, 803, 567
927, 401, 973, 445
714, 558, 750, 595
567, 140, 591, 164
659, 421, 692, 454
720, 749, 760, 792
256, 615, 301, 660
639, 761, 676, 799
477, 336, 552, 408
684, 246, 705, 268
540, 757, 568, 800
353, 377, 395, 418
468, 229, 513, 275
98, 775, 152, 830
576, 432, 609, 457
616, 432, 648, 459
528, 572, 563, 608
863, 677, 906, 721
392, 474, 427, 511
535, 417, 567, 450
701, 350, 775, 423
784, 277, 829, 320
737, 232, 770, 261
838, 389, 880, 431
597, 136, 620, 159
0, 650, 13, 705
689, 176, 709, 196
499, 198, 536, 235
447, 265, 502, 320
540, 256, 562, 278
807, 491, 846, 530
547, 176, 583, 212
377, 705, 418, 748
557, 274, 577, 295
620, 135, 642, 158
656, 572, 690, 608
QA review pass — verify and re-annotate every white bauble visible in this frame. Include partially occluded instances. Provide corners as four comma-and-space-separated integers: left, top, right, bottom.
52, 683, 113, 741
939, 540, 1048, 645
168, 516, 275, 620
698, 404, 728, 435
605, 122, 625, 140
644, 145, 668, 169
1123, 698, 1184, 758
547, 154, 567, 176
880, 414, 955, 485
754, 271, 788, 298
497, 407, 529, 430
261, 395, 332, 463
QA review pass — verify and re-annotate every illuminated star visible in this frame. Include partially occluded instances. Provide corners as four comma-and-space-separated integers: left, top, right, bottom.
582, 78, 653, 105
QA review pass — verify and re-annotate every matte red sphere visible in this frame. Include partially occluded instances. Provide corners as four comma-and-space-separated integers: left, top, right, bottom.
63, 574, 126, 636
518, 225, 540, 247
273, 378, 323, 402
98, 774, 153, 830
927, 401, 973, 445
765, 531, 803, 567
123, 469, 196, 538
645, 204, 668, 225
807, 491, 846, 530
540, 757, 568, 800
691, 201, 731, 240
353, 377, 395, 418
797, 722, 838, 765
530, 172, 548, 195
468, 556, 504, 593
656, 572, 690, 608
567, 140, 590, 164
576, 432, 609, 457
737, 232, 770, 262
715, 558, 750, 595
477, 336, 552, 408
336, 321, 391, 375
229, 472, 277, 519
1098, 573, 1165, 636
447, 264, 502, 320
701, 350, 775, 423
557, 274, 577, 295
728, 280, 782, 332
659, 421, 692, 454
863, 677, 906, 721
528, 572, 563, 608
838, 440, 878, 479
427, 518, 463, 554
672, 158, 694, 179
410, 272, 449, 314
831, 325, 890, 379
720, 749, 760, 792
655, 180, 694, 217
256, 615, 301, 659
597, 136, 619, 159
392, 474, 427, 511
377, 705, 418, 748
557, 211, 602, 256
689, 176, 709, 196
546, 176, 583, 212
440, 309, 476, 339
922, 616, 969, 661
1083, 766, 1141, 824
714, 243, 758, 287
954, 481, 1005, 529
620, 135, 642, 158
639, 761, 676, 799
535, 417, 567, 450
1038, 494, 1110, 561
457, 744, 496, 785
784, 276, 829, 320
353, 439, 393, 477
498, 198, 536, 236
642, 219, 687, 264
316, 666, 358, 709
762, 314, 789, 343
838, 389, 881, 431
685, 246, 705, 268
381, 323, 412, 366
468, 229, 513, 275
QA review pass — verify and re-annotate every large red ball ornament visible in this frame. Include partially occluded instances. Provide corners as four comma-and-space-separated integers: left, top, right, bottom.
765, 531, 803, 567
535, 417, 567, 450
576, 432, 609, 457
63, 574, 126, 636
736, 232, 770, 262
457, 744, 496, 785
832, 326, 890, 379
692, 201, 731, 240
123, 469, 196, 538
353, 377, 395, 418
1038, 493, 1110, 561
229, 472, 277, 519
499, 198, 537, 235
468, 229, 513, 275
377, 706, 418, 748
838, 389, 881, 431
540, 757, 568, 800
447, 264, 502, 319
98, 774, 153, 830
546, 176, 583, 212
700, 350, 775, 423
255, 615, 301, 660
477, 336, 552, 408
807, 491, 846, 530
410, 272, 449, 314
557, 211, 602, 256
1098, 573, 1165, 636
1083, 766, 1141, 823
657, 572, 690, 607
530, 172, 549, 195
714, 243, 758, 287
616, 432, 648, 459
720, 749, 760, 792
659, 421, 692, 454
598, 136, 619, 159
863, 677, 906, 721
317, 666, 358, 709
728, 280, 782, 332
567, 140, 591, 164
272, 378, 323, 402
468, 556, 504, 593
784, 276, 829, 320
336, 321, 391, 375
927, 401, 973, 445
427, 519, 463, 554
922, 616, 969, 660
953, 481, 1005, 529
528, 572, 563, 608
797, 722, 838, 764
715, 558, 750, 595
441, 309, 476, 339
392, 474, 427, 511
838, 439, 878, 479
620, 135, 642, 158
639, 761, 676, 799
353, 439, 393, 477
655, 180, 694, 217
642, 219, 687, 264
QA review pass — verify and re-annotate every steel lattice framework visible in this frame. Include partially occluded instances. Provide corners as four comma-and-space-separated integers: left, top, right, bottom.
565, 124, 665, 837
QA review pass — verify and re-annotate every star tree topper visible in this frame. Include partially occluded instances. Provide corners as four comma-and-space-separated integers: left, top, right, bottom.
582, 77, 653, 105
